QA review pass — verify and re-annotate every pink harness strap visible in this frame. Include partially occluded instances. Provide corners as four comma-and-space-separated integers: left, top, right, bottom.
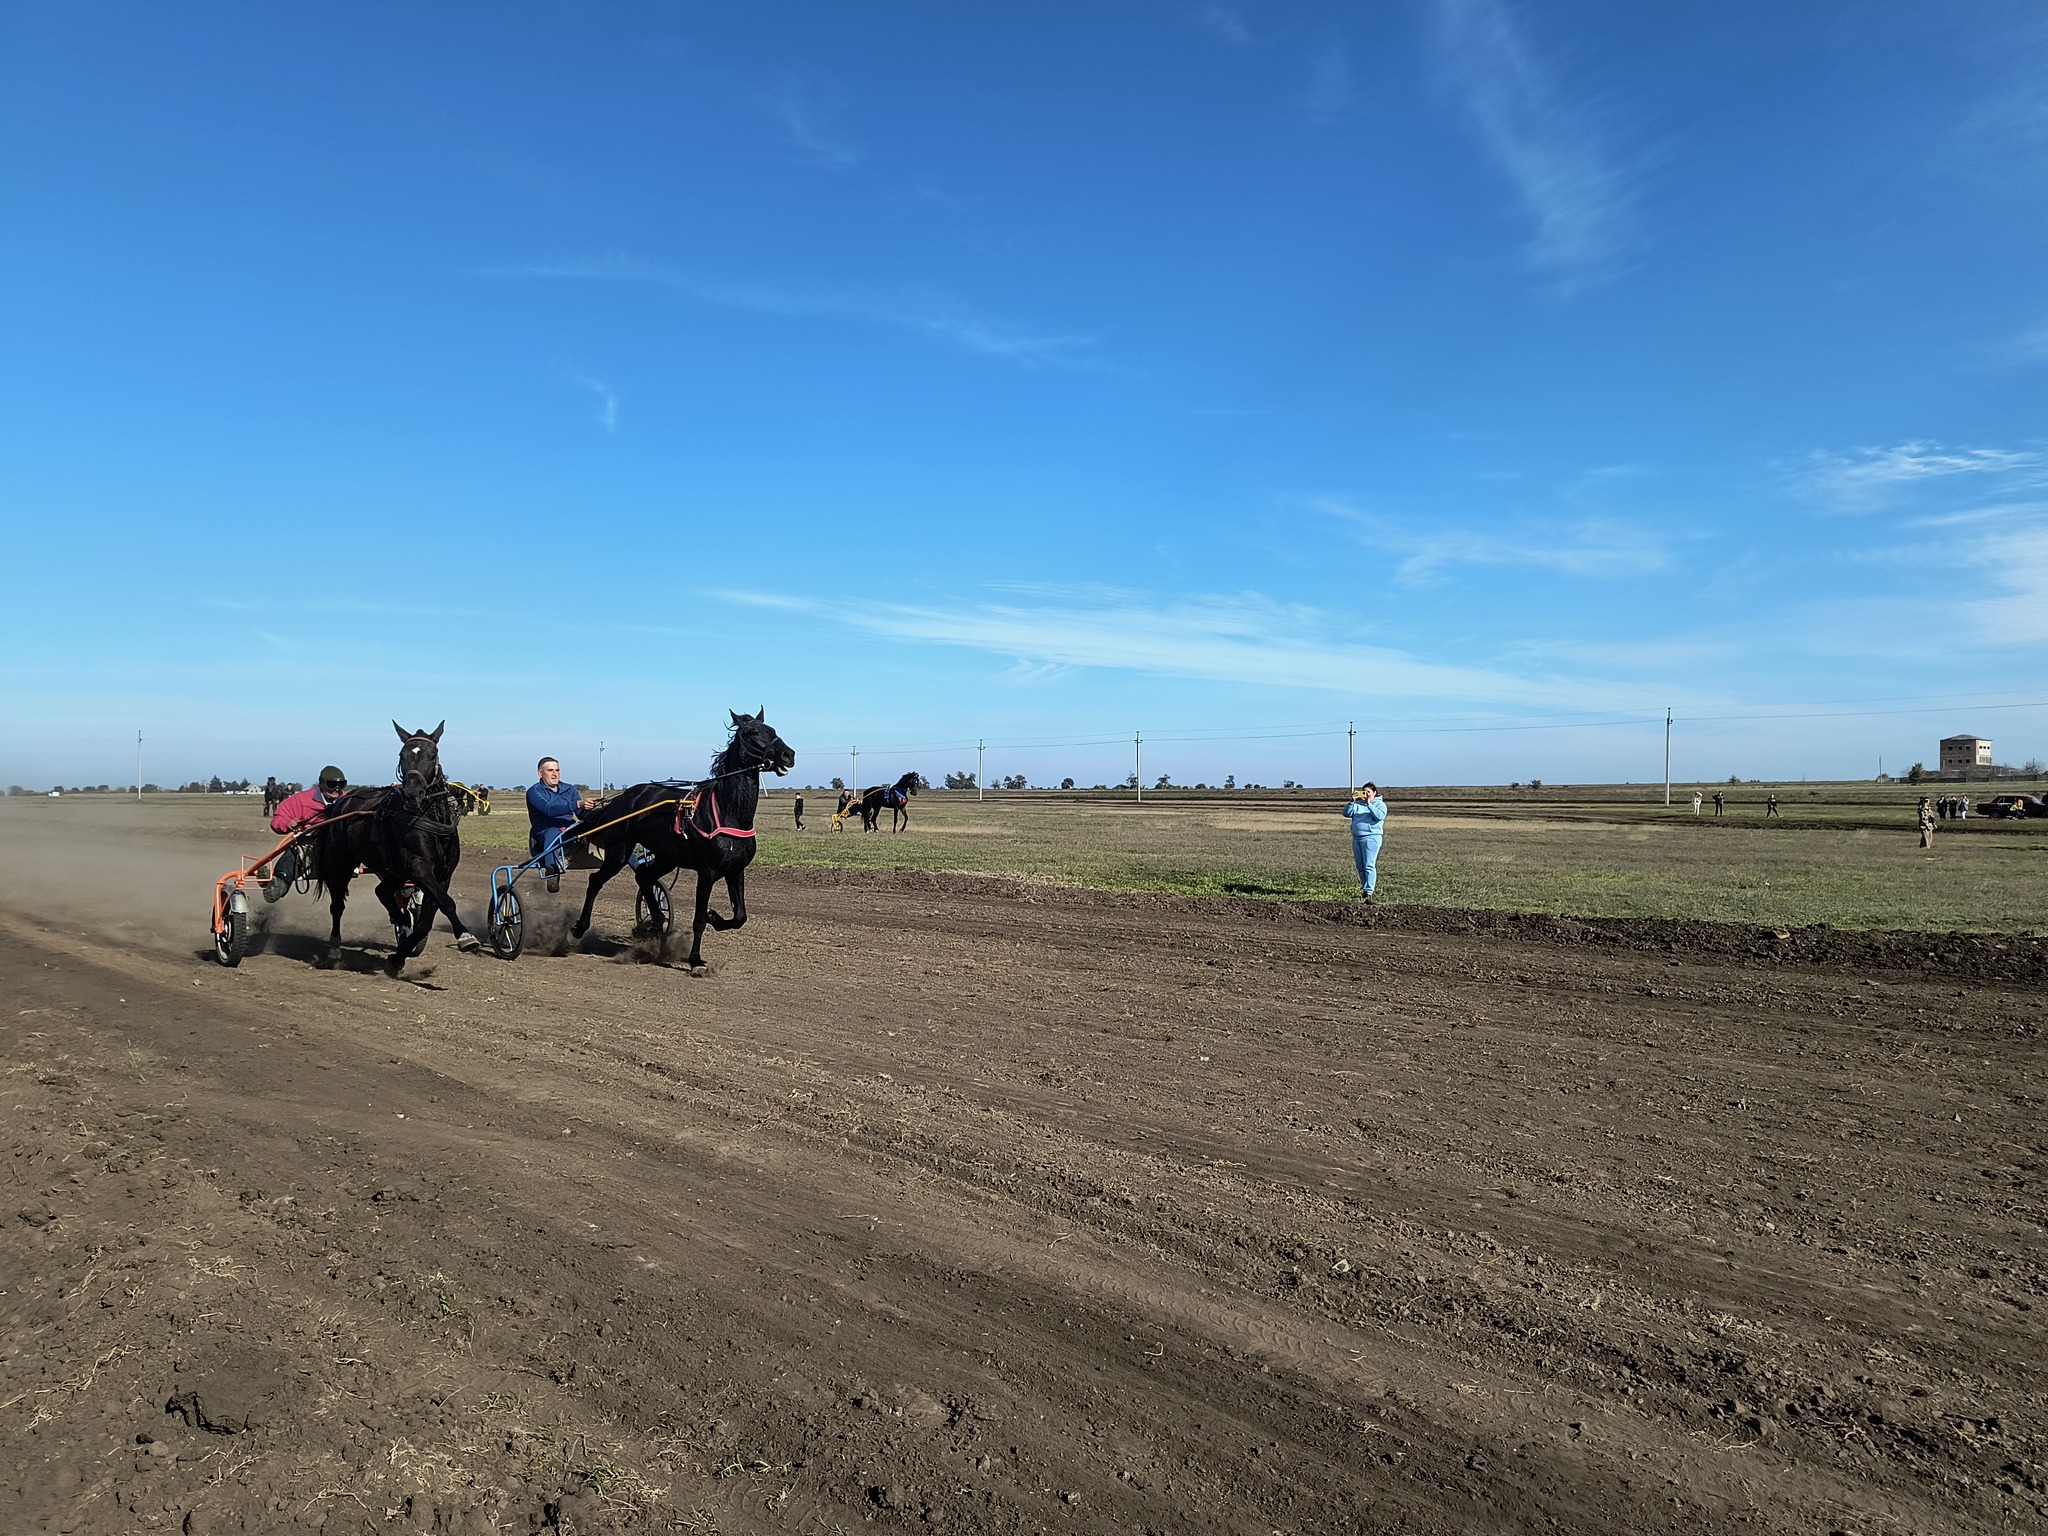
676, 786, 756, 840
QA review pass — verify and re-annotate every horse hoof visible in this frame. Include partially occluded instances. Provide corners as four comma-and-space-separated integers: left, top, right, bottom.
456, 932, 480, 952
569, 923, 587, 940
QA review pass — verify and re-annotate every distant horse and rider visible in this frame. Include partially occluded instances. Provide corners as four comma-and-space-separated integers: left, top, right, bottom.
261, 777, 295, 819
835, 772, 919, 832
569, 709, 796, 969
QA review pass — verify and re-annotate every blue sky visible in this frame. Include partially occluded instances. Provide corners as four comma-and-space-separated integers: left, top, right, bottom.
3, 1, 2045, 791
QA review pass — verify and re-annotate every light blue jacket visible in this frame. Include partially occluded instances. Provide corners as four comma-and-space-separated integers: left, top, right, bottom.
1344, 796, 1386, 839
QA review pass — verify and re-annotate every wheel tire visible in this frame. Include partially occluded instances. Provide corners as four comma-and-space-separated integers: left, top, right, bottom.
214, 905, 247, 967
489, 887, 524, 959
637, 882, 673, 937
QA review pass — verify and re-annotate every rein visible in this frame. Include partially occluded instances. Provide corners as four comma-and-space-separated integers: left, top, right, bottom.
574, 757, 780, 845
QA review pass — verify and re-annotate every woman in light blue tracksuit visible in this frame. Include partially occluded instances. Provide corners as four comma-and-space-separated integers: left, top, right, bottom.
1343, 782, 1386, 898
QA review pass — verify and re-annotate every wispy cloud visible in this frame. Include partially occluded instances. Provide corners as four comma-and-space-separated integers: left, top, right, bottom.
1305, 44, 1353, 124
573, 374, 619, 433
1194, 4, 1250, 46
1305, 497, 1668, 585
1798, 442, 2041, 512
715, 584, 1641, 710
505, 256, 1103, 369
1430, 0, 1636, 282
765, 76, 865, 169
1994, 323, 2048, 366
1951, 12, 2048, 184
1969, 529, 2048, 644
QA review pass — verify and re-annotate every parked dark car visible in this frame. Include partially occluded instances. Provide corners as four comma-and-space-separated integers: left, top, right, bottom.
1981, 793, 2046, 819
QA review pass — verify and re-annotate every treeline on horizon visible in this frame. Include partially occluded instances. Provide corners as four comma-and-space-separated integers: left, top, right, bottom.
6, 778, 269, 796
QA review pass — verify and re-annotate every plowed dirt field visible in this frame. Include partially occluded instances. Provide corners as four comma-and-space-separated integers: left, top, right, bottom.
3, 810, 2044, 1535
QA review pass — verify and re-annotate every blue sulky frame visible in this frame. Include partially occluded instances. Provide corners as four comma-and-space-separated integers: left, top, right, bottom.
485, 823, 673, 960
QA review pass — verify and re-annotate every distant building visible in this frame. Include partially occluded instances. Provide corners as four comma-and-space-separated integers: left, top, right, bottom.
1940, 735, 1993, 777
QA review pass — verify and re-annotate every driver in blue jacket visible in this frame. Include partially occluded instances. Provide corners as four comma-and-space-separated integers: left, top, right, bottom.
1342, 782, 1387, 899
527, 757, 595, 893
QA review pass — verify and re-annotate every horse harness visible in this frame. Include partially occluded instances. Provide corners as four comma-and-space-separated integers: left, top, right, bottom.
673, 784, 756, 841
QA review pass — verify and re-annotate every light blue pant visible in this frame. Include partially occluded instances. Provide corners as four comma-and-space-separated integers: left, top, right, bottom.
1352, 833, 1381, 896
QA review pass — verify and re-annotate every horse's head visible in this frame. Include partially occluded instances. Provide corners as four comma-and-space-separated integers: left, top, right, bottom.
392, 720, 446, 794
896, 772, 920, 796
727, 709, 796, 777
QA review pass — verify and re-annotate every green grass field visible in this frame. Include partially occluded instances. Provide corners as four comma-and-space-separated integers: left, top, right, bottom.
455, 780, 2048, 935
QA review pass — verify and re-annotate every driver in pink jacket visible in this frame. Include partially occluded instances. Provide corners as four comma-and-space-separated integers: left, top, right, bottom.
270, 767, 348, 834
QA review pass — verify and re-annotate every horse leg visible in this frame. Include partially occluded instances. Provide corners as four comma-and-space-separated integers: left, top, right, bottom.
685, 868, 717, 968
371, 874, 412, 971
325, 873, 351, 966
423, 843, 478, 954
632, 855, 678, 952
413, 877, 477, 958
707, 865, 747, 934
570, 843, 629, 939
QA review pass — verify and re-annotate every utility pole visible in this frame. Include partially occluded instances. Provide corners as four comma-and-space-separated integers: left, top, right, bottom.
976, 740, 984, 801
1348, 721, 1356, 791
851, 746, 859, 792
598, 740, 605, 794
135, 731, 142, 799
1663, 708, 1672, 807
1135, 732, 1143, 803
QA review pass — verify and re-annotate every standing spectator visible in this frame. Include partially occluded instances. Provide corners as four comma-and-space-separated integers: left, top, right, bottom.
1918, 796, 1936, 849
1713, 790, 1726, 817
1765, 793, 1780, 818
1960, 795, 1970, 820
527, 757, 595, 893
1691, 789, 1703, 816
1342, 782, 1388, 899
793, 792, 806, 831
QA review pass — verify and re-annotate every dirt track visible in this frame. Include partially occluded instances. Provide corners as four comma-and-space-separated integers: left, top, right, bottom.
3, 839, 2045, 1533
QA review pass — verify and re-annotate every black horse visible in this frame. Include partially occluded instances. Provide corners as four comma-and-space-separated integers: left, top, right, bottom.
852, 772, 919, 832
569, 709, 795, 968
311, 722, 478, 971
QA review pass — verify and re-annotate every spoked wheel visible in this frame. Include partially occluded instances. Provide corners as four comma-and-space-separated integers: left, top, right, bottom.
636, 880, 673, 938
214, 892, 248, 968
489, 886, 524, 959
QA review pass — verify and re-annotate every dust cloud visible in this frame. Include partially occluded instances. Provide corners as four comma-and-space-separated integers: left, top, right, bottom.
0, 798, 486, 963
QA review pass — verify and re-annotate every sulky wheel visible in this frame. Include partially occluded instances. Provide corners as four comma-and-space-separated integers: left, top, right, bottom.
213, 898, 248, 968
636, 880, 673, 938
489, 886, 524, 959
